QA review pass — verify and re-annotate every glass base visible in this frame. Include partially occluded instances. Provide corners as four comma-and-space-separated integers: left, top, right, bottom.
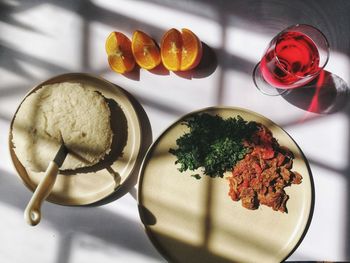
253, 62, 288, 96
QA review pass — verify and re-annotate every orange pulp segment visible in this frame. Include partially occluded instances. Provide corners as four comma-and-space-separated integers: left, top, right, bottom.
160, 28, 202, 71
132, 30, 161, 70
160, 28, 182, 71
105, 32, 135, 74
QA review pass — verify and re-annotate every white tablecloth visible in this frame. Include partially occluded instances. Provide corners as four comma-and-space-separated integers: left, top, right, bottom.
1, 0, 349, 262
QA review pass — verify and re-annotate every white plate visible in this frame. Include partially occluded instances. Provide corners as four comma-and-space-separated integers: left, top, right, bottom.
138, 106, 314, 262
9, 73, 150, 205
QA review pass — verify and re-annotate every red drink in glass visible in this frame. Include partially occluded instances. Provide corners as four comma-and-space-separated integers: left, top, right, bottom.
253, 24, 329, 95
260, 31, 320, 89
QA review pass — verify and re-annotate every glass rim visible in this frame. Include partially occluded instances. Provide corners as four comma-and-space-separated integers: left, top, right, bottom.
272, 23, 330, 79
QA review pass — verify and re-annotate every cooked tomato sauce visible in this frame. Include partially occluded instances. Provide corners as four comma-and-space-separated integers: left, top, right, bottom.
227, 124, 302, 213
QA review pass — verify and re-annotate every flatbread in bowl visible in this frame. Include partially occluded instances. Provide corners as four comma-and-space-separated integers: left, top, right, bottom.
9, 73, 146, 208
12, 82, 113, 172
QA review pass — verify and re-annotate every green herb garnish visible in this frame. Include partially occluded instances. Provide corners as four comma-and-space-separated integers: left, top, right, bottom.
191, 174, 202, 180
169, 113, 258, 178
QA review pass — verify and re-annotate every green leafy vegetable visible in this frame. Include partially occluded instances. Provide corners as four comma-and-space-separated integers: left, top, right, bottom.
191, 174, 202, 180
169, 113, 258, 178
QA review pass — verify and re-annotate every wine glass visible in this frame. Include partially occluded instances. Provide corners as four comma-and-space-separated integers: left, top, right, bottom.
253, 24, 330, 96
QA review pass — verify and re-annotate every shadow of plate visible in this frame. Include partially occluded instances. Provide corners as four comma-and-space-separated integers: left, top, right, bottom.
89, 87, 153, 206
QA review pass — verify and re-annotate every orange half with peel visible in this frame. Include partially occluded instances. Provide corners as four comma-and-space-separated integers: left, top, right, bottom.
132, 30, 161, 70
105, 32, 135, 74
161, 28, 202, 71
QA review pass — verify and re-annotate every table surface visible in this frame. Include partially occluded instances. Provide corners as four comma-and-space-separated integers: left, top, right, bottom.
1, 0, 349, 262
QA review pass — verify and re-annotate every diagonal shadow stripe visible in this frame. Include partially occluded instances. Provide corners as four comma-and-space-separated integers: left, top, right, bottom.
0, 168, 162, 260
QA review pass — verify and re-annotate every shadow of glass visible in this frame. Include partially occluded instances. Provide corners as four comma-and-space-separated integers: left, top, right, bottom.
282, 71, 349, 114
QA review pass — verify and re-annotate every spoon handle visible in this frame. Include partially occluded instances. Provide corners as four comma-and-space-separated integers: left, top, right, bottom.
24, 161, 59, 226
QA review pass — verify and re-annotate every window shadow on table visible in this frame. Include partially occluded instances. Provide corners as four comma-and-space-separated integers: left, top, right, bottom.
1, 0, 350, 260
0, 168, 163, 263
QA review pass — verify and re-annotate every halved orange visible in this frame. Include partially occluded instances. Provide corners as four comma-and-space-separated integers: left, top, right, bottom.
181, 28, 202, 71
161, 28, 202, 71
105, 32, 135, 74
132, 30, 161, 70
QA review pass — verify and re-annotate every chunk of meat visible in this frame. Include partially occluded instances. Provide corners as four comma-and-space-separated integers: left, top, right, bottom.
227, 123, 303, 213
292, 171, 303, 184
241, 188, 258, 210
260, 189, 289, 213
